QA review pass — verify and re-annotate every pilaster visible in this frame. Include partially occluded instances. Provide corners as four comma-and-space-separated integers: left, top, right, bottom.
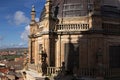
28, 39, 32, 63
56, 35, 61, 67
35, 38, 39, 65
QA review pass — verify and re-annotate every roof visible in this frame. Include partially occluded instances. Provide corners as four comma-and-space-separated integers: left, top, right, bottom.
0, 68, 9, 74
5, 60, 24, 70
39, 0, 120, 20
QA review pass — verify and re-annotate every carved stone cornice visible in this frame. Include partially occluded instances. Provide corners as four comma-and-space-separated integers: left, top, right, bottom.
28, 34, 38, 38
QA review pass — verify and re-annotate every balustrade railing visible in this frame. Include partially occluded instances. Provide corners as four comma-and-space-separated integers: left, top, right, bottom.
79, 67, 112, 78
47, 67, 61, 76
46, 67, 112, 78
79, 67, 96, 78
56, 24, 89, 32
104, 68, 112, 78
27, 64, 115, 78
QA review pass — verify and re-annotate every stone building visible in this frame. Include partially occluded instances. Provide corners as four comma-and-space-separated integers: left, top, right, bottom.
24, 0, 120, 80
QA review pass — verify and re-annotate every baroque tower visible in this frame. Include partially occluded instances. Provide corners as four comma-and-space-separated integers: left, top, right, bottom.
24, 0, 120, 80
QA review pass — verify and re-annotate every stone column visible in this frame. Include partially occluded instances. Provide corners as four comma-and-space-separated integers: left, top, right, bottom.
28, 39, 32, 63
56, 35, 61, 67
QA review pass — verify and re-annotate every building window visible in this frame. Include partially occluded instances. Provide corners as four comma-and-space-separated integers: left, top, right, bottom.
63, 3, 85, 17
109, 46, 120, 68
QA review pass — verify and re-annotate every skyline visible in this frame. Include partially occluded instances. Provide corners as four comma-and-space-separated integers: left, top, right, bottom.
0, 0, 45, 49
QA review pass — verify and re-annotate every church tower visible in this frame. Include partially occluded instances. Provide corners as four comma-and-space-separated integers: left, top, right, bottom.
39, 0, 56, 66
25, 0, 120, 79
28, 5, 39, 65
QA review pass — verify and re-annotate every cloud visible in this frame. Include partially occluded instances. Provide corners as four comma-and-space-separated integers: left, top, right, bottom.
14, 11, 29, 25
0, 42, 27, 49
6, 11, 30, 25
35, 17, 39, 22
10, 42, 27, 48
20, 17, 39, 41
21, 25, 30, 41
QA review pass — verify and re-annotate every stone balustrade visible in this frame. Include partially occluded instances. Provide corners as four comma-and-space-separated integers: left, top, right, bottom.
79, 67, 96, 78
79, 67, 112, 78
47, 67, 61, 76
56, 23, 89, 32
27, 64, 112, 78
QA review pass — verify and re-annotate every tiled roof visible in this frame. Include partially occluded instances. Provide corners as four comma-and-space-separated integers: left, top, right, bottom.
5, 60, 24, 70
0, 68, 9, 74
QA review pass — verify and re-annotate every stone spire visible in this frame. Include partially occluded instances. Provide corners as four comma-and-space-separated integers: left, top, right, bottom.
32, 5, 35, 11
30, 5, 36, 25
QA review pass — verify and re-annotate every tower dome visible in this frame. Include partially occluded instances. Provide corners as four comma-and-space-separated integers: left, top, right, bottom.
40, 0, 119, 20
52, 0, 89, 17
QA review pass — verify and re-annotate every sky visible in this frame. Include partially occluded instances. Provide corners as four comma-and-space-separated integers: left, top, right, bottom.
0, 0, 45, 49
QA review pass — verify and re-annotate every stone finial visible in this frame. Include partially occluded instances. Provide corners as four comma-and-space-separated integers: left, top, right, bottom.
30, 5, 36, 24
46, 0, 51, 2
32, 5, 35, 12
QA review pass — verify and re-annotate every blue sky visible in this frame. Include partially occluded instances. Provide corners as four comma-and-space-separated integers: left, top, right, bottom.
0, 0, 45, 49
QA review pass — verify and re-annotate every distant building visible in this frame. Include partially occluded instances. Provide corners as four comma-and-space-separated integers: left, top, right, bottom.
24, 0, 120, 80
0, 48, 28, 56
0, 62, 24, 80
